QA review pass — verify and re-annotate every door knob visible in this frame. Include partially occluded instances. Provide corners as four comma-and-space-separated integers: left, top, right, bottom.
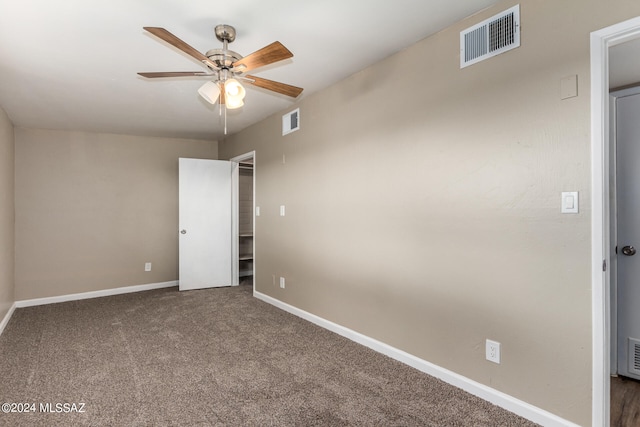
180, 229, 187, 234
622, 245, 636, 256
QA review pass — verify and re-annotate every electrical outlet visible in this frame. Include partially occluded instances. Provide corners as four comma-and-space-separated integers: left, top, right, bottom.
279, 277, 285, 289
144, 262, 152, 272
486, 339, 501, 364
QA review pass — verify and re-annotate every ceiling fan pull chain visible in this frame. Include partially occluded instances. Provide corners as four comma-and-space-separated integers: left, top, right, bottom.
224, 104, 228, 135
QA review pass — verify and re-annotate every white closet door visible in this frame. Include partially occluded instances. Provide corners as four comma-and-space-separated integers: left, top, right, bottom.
179, 158, 234, 291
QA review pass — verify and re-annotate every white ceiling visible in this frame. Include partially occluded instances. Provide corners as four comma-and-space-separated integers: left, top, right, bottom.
0, 0, 500, 140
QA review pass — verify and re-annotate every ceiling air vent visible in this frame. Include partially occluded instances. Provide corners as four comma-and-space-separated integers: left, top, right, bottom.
282, 108, 300, 136
460, 4, 520, 68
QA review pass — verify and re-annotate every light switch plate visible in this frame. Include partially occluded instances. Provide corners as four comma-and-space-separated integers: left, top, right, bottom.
280, 205, 286, 216
561, 191, 579, 214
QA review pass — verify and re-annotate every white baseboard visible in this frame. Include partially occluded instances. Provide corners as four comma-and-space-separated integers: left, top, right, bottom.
0, 302, 17, 336
254, 291, 580, 427
15, 281, 178, 308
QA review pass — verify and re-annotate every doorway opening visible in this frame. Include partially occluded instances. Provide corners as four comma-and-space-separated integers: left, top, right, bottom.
609, 85, 640, 426
231, 151, 256, 291
591, 15, 640, 427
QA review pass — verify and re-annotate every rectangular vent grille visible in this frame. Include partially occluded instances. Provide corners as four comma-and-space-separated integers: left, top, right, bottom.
629, 338, 640, 376
282, 108, 300, 136
461, 5, 520, 68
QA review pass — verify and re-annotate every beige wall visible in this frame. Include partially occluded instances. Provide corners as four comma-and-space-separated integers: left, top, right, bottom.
219, 1, 640, 424
0, 107, 15, 321
14, 129, 217, 300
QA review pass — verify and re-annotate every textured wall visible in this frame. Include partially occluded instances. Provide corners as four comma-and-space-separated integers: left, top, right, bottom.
14, 129, 217, 300
219, 1, 640, 424
0, 107, 14, 321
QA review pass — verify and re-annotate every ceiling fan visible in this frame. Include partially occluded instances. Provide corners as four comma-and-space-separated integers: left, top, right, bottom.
138, 24, 303, 112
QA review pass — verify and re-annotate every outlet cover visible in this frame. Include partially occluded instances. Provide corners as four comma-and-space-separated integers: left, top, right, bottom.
279, 277, 285, 289
486, 339, 501, 364
144, 262, 152, 272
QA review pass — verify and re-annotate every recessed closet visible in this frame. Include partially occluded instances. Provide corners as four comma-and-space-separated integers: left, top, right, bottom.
238, 160, 253, 285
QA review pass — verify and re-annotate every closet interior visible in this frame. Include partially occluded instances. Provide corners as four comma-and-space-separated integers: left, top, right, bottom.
238, 161, 253, 285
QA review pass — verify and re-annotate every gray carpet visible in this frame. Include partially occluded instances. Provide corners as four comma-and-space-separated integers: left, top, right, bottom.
0, 285, 539, 426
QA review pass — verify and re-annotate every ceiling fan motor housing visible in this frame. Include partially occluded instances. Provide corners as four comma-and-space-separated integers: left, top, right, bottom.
205, 49, 243, 71
208, 25, 243, 72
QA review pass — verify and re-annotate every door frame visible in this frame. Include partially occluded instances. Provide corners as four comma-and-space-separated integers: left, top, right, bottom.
591, 16, 640, 427
230, 151, 256, 290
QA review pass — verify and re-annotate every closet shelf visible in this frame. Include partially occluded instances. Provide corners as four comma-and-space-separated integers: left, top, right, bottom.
239, 254, 253, 261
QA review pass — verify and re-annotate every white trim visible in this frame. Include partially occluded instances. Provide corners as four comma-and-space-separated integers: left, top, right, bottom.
254, 291, 580, 427
0, 303, 17, 336
231, 161, 240, 286
591, 16, 640, 427
609, 93, 619, 377
15, 281, 177, 308
591, 28, 609, 427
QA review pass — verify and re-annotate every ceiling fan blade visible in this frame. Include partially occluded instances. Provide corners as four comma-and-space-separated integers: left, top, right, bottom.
144, 27, 216, 68
138, 72, 213, 78
245, 75, 303, 98
233, 41, 293, 72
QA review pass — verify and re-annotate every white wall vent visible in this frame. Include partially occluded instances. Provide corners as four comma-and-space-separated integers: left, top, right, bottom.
460, 4, 520, 68
628, 338, 640, 376
282, 108, 300, 136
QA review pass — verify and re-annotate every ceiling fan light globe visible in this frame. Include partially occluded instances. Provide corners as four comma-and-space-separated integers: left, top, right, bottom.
225, 97, 245, 109
198, 81, 221, 104
224, 79, 246, 99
